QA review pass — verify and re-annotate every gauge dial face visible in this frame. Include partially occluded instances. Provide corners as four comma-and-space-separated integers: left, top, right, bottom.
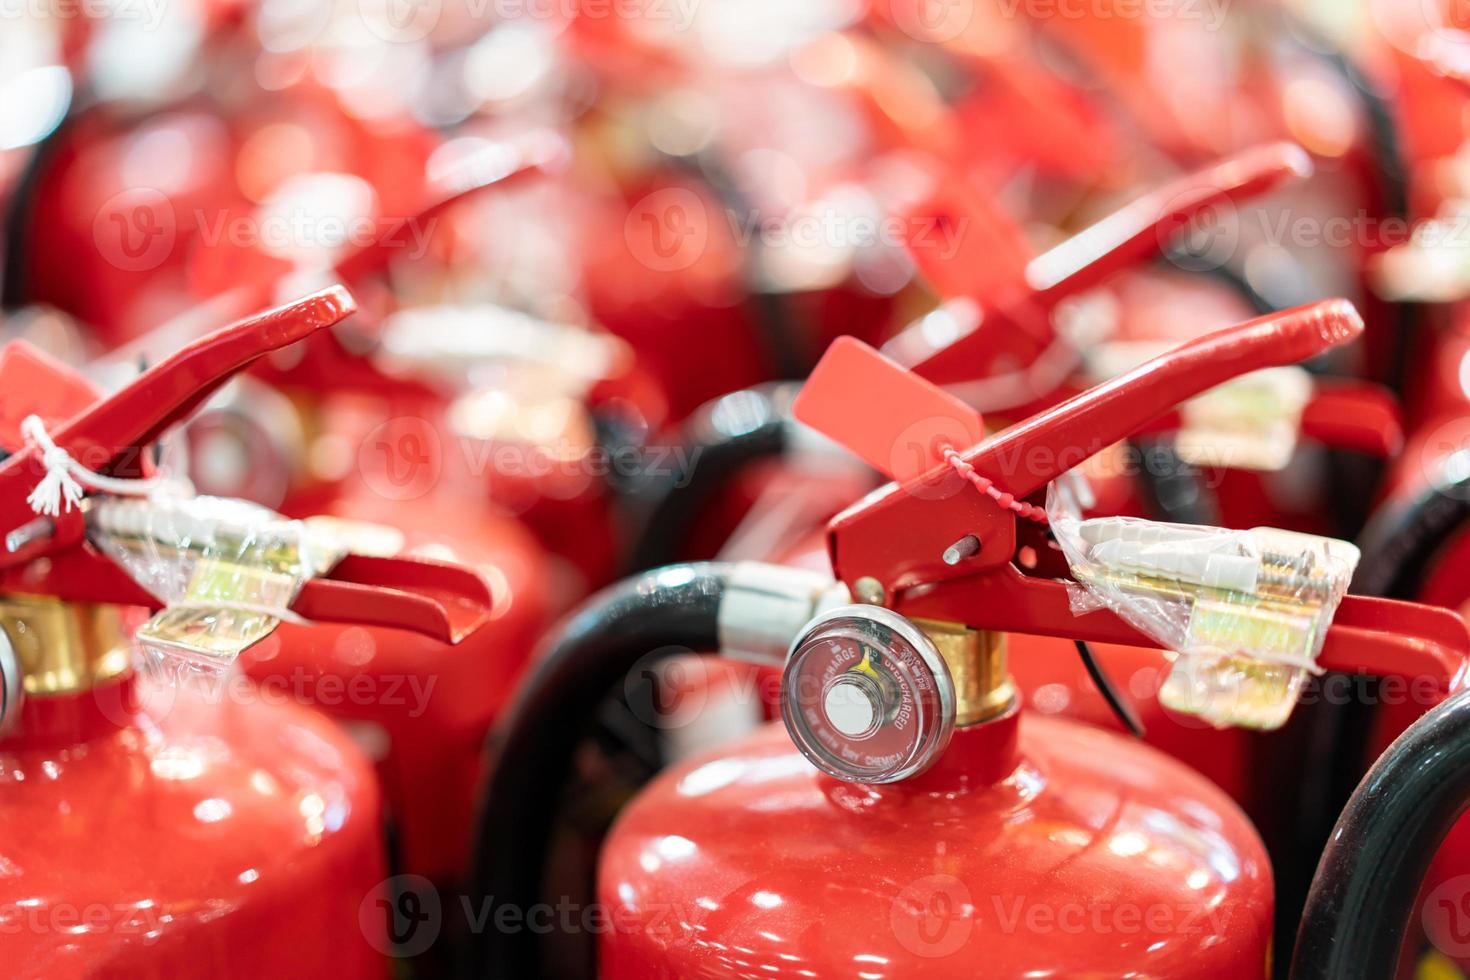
782, 606, 954, 784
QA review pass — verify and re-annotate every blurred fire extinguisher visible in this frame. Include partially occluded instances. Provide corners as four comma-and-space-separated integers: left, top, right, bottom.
468, 300, 1470, 978
0, 287, 499, 977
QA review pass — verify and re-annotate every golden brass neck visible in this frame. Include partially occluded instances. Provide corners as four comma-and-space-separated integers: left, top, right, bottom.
0, 597, 132, 697
914, 619, 1014, 727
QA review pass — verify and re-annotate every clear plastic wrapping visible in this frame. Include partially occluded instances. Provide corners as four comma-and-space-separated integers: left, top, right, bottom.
88, 494, 347, 680
1047, 480, 1359, 729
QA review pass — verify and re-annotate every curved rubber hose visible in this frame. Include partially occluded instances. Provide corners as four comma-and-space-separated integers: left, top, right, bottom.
469, 563, 731, 979
1354, 471, 1470, 601
1290, 688, 1470, 979
621, 386, 794, 574
1074, 640, 1144, 737
1, 85, 80, 309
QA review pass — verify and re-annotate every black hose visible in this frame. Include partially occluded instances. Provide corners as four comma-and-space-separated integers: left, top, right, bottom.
621, 385, 795, 574
1, 81, 82, 310
668, 153, 812, 381
1073, 640, 1144, 737
1354, 468, 1470, 601
1290, 687, 1470, 980
468, 562, 732, 979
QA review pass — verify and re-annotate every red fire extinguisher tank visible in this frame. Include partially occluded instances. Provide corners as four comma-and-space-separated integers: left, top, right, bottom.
598, 707, 1273, 978
1, 660, 388, 979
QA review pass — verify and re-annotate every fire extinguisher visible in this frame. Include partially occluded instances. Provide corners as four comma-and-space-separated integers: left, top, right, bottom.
617, 146, 1405, 793
468, 298, 1470, 977
0, 286, 499, 977
159, 127, 676, 598
50, 141, 607, 887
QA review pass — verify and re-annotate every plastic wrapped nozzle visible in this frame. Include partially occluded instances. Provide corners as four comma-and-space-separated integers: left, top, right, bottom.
88, 495, 346, 680
1049, 482, 1358, 729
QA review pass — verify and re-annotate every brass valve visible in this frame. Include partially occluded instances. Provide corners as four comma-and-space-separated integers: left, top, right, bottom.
914, 619, 1014, 727
0, 597, 132, 698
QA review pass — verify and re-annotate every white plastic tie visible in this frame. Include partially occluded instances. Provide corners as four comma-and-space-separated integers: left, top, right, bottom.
21, 415, 166, 517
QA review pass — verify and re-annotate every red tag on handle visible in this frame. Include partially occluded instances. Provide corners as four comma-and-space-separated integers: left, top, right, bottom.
0, 343, 102, 453
793, 336, 984, 483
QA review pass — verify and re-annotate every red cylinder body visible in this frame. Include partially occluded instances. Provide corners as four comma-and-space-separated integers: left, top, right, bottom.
1, 672, 389, 979
240, 490, 549, 884
599, 708, 1273, 978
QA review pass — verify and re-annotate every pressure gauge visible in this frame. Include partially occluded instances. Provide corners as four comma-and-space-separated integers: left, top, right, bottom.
781, 605, 955, 784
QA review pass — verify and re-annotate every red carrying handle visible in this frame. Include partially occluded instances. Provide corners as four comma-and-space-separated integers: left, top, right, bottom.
0, 287, 357, 568
821, 299, 1364, 597
966, 298, 1362, 498
1025, 141, 1311, 297
906, 142, 1312, 386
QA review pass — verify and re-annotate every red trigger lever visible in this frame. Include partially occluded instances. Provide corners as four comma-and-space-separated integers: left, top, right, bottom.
795, 299, 1470, 696
0, 287, 491, 645
890, 143, 1404, 458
